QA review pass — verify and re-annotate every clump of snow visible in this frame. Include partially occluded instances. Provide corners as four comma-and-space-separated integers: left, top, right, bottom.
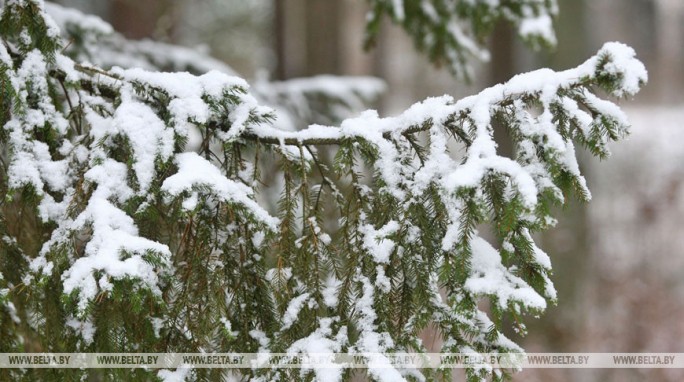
29, 159, 172, 315
4, 301, 21, 324
361, 221, 400, 264
519, 14, 557, 46
161, 153, 278, 229
112, 91, 174, 193
115, 67, 265, 143
391, 0, 405, 21
66, 317, 96, 346
597, 42, 648, 97
281, 292, 311, 331
322, 276, 342, 308
158, 366, 192, 382
60, 195, 172, 312
220, 317, 238, 337
465, 237, 546, 311
286, 318, 348, 382
351, 276, 404, 382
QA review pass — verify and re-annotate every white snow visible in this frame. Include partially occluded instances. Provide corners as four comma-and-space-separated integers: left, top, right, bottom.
61, 196, 172, 312
519, 14, 557, 46
44, 2, 114, 36
352, 275, 405, 382
117, 67, 263, 143
246, 42, 646, 216
286, 318, 347, 382
281, 292, 311, 331
322, 276, 342, 308
66, 317, 96, 345
112, 92, 174, 192
157, 366, 192, 382
465, 237, 546, 310
361, 220, 400, 264
161, 152, 278, 229
597, 42, 648, 97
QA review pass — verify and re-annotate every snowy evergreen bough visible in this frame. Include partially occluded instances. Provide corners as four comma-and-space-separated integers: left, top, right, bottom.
366, 0, 559, 79
0, 1, 646, 381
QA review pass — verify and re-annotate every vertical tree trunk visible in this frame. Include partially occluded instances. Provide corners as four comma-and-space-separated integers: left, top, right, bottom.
274, 0, 350, 79
273, 0, 287, 80
655, 0, 684, 102
273, 0, 308, 79
108, 0, 178, 41
489, 21, 517, 158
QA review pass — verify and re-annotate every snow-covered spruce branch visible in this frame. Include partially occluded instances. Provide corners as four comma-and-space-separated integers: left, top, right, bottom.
366, 0, 559, 78
43, 1, 387, 132
0, 1, 647, 382
243, 42, 642, 148
47, 41, 643, 151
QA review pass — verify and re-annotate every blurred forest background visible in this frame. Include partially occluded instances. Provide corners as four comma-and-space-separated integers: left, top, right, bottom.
50, 1, 684, 381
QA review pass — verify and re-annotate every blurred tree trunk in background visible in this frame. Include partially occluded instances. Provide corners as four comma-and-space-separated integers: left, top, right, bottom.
489, 20, 516, 158
109, 0, 178, 42
273, 0, 307, 79
304, 0, 341, 75
655, 0, 684, 102
274, 0, 374, 80
489, 22, 516, 86
273, 0, 464, 114
272, 0, 346, 78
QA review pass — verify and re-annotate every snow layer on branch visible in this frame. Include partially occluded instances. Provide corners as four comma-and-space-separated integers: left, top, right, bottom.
286, 318, 347, 382
120, 67, 248, 99
465, 237, 546, 310
45, 1, 386, 140
352, 276, 405, 382
17, 0, 62, 39
281, 292, 311, 330
161, 153, 278, 229
43, 1, 113, 36
59, 160, 172, 313
248, 42, 646, 206
6, 50, 70, 197
360, 220, 400, 264
254, 75, 386, 128
597, 42, 648, 97
27, 155, 171, 316
44, 1, 240, 76
116, 67, 269, 143
519, 14, 556, 46
112, 93, 174, 193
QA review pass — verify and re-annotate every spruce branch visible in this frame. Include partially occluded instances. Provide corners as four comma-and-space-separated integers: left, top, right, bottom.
0, 1, 650, 381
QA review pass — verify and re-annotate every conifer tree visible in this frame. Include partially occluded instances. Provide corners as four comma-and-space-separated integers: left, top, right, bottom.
0, 1, 647, 381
